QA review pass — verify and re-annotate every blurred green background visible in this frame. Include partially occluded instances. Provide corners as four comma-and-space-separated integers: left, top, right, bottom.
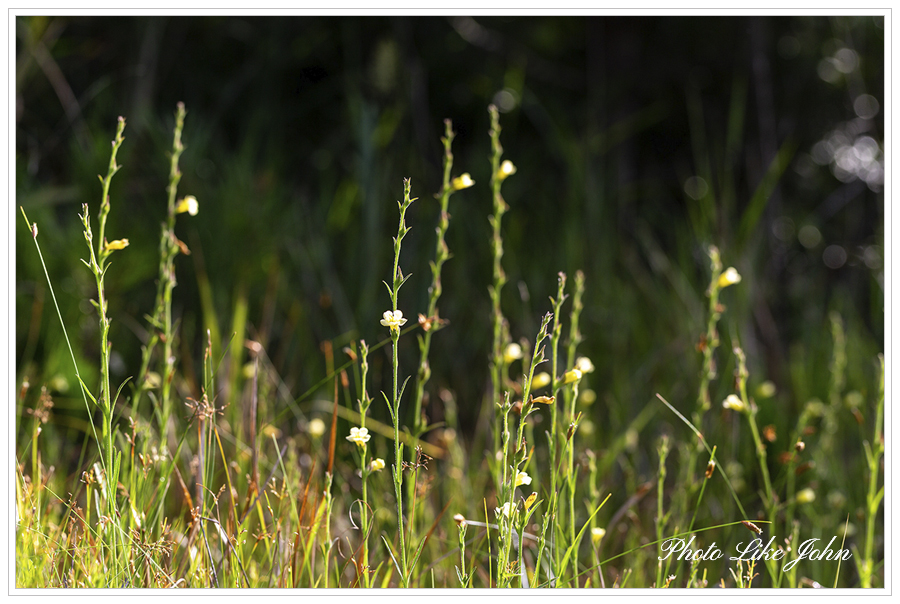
16, 15, 883, 485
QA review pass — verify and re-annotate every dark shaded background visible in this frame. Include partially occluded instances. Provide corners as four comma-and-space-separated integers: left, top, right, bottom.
16, 15, 884, 470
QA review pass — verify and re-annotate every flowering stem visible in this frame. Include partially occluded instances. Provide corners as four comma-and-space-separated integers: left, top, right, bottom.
488, 105, 511, 476
412, 119, 460, 438
385, 178, 415, 586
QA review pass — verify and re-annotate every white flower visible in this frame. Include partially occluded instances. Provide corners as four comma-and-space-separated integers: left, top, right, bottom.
368, 458, 385, 472
591, 527, 606, 545
451, 173, 475, 191
346, 426, 370, 447
498, 160, 517, 181
380, 310, 407, 332
575, 356, 595, 374
503, 342, 523, 364
797, 488, 816, 504
515, 471, 532, 488
722, 394, 747, 413
308, 418, 326, 438
495, 502, 512, 518
718, 267, 742, 288
175, 195, 199, 216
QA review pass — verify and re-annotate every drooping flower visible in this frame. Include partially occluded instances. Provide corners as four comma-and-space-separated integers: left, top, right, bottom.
380, 310, 407, 332
451, 173, 475, 191
175, 195, 199, 216
346, 426, 371, 447
368, 458, 385, 472
718, 267, 742, 289
104, 238, 130, 251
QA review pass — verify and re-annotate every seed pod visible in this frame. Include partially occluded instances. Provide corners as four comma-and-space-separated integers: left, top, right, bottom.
742, 520, 762, 535
794, 441, 806, 453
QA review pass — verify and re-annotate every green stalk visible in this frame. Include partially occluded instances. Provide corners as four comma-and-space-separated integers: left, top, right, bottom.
860, 354, 885, 587
487, 105, 512, 481
384, 178, 416, 586
547, 273, 567, 581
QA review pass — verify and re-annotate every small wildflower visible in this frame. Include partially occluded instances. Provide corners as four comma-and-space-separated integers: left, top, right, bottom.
524, 492, 537, 511
308, 418, 326, 438
591, 527, 606, 545
563, 368, 583, 385
575, 356, 595, 374
346, 426, 370, 447
451, 173, 475, 191
495, 502, 512, 518
531, 372, 551, 389
797, 488, 816, 504
515, 471, 532, 487
380, 310, 407, 332
705, 460, 716, 479
104, 238, 130, 251
722, 394, 746, 413
579, 388, 597, 406
175, 195, 199, 216
717, 267, 742, 289
503, 342, 523, 364
498, 159, 517, 181
531, 395, 555, 405
368, 458, 385, 472
417, 313, 433, 332
795, 441, 806, 453
453, 513, 467, 528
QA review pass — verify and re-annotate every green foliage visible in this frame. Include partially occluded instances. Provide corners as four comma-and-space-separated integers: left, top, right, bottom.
15, 15, 883, 589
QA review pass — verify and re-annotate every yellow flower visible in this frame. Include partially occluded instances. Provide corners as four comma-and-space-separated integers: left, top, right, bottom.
563, 368, 583, 385
722, 394, 747, 413
524, 492, 537, 511
591, 527, 606, 545
308, 418, 326, 438
532, 372, 551, 389
498, 159, 517, 181
718, 267, 742, 289
503, 342, 523, 364
346, 426, 370, 447
368, 458, 385, 472
531, 395, 555, 405
451, 173, 475, 191
515, 471, 532, 488
104, 238, 130, 251
175, 195, 199, 216
797, 488, 816, 504
380, 310, 407, 332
